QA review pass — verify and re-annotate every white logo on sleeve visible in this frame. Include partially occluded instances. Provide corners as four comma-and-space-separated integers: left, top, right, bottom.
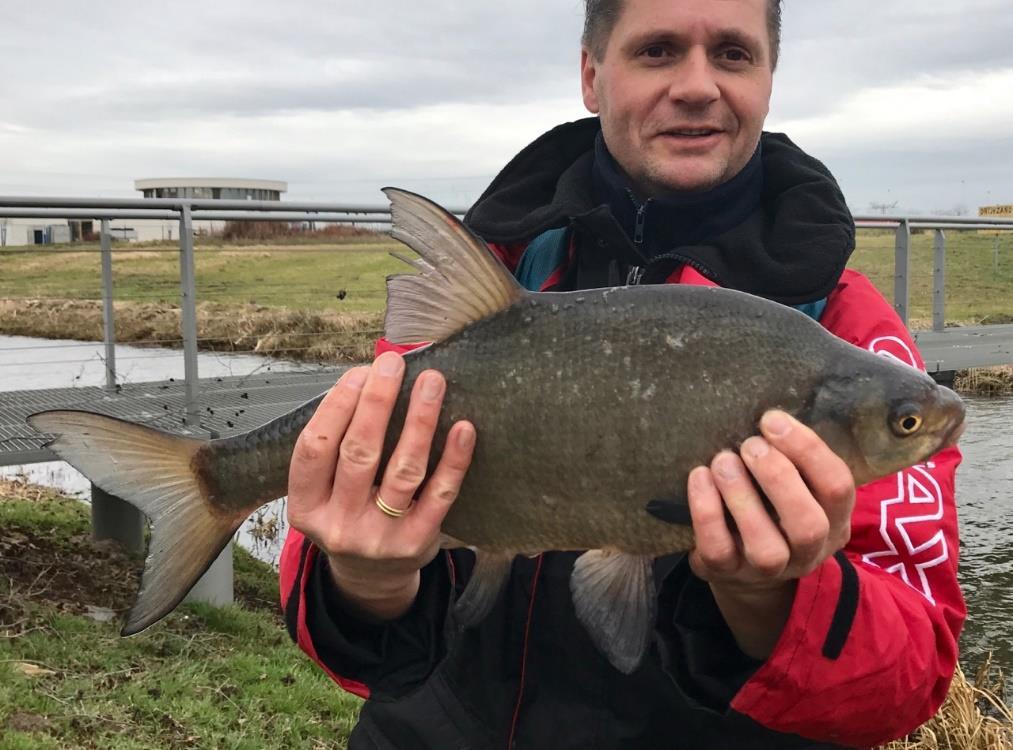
861, 464, 948, 605
869, 336, 919, 369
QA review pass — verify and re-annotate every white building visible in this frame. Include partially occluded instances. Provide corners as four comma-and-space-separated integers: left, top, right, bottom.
0, 178, 288, 246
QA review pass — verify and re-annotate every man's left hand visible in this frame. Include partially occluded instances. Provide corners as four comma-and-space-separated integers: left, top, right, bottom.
686, 409, 856, 659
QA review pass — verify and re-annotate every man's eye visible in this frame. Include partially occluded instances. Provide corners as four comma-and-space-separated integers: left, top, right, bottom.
721, 48, 750, 63
642, 45, 667, 59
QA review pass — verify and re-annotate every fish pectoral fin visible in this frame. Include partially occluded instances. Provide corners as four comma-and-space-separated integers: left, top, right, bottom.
645, 498, 693, 526
27, 410, 244, 636
382, 188, 525, 345
452, 549, 515, 629
570, 550, 656, 675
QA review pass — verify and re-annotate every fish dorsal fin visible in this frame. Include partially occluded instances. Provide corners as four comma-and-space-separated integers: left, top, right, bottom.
382, 187, 525, 344
570, 550, 656, 674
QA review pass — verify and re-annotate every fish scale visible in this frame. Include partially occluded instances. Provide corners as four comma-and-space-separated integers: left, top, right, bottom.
383, 283, 826, 556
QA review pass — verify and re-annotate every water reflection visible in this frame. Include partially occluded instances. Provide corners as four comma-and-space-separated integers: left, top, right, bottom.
954, 395, 1013, 690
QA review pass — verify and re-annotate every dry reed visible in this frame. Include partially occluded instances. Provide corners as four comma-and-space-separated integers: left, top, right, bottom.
878, 655, 1013, 750
0, 298, 382, 363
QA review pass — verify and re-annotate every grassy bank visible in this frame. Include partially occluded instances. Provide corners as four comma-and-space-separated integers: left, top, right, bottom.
0, 480, 1010, 749
0, 479, 362, 749
2, 230, 1012, 320
1, 230, 1012, 390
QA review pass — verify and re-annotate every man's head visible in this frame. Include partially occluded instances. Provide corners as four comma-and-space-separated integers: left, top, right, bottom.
580, 0, 779, 196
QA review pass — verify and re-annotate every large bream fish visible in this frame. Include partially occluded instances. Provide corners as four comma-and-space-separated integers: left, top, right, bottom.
28, 189, 966, 674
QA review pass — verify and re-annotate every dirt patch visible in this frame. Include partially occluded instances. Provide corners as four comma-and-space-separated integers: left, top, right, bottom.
0, 480, 281, 631
6, 711, 54, 733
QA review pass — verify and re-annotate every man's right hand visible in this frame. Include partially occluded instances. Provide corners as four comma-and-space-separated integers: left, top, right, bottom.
286, 350, 476, 622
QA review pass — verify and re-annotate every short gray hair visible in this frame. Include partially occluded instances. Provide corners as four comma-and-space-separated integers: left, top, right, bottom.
582, 0, 783, 69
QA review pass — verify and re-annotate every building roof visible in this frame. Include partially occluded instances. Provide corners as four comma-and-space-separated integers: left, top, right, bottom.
134, 178, 287, 192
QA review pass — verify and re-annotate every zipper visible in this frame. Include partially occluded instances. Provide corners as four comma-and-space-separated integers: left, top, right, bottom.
627, 191, 651, 286
633, 201, 648, 246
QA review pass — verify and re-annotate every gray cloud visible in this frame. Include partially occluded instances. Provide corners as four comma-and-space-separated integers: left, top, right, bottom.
2, 0, 1012, 213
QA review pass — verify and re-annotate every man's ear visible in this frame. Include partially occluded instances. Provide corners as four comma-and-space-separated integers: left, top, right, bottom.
580, 48, 600, 114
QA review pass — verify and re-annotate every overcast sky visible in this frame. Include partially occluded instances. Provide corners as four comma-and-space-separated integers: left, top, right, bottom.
3, 0, 1012, 214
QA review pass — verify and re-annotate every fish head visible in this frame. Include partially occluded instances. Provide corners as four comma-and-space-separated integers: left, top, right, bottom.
807, 359, 966, 485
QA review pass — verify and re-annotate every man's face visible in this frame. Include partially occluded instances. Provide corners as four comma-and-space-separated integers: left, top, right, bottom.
581, 0, 774, 196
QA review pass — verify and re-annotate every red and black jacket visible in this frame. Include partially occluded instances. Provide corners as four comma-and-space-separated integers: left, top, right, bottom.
280, 119, 965, 749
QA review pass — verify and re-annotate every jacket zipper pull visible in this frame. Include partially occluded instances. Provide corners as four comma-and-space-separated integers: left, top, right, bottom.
633, 201, 648, 246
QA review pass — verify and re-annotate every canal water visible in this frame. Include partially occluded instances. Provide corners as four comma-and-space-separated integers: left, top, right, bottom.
1, 335, 1010, 687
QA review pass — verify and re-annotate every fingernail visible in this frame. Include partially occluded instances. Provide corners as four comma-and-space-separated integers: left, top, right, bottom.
420, 372, 444, 401
344, 367, 368, 389
456, 424, 475, 450
377, 352, 403, 377
763, 411, 792, 437
744, 437, 769, 459
688, 466, 710, 492
713, 454, 741, 480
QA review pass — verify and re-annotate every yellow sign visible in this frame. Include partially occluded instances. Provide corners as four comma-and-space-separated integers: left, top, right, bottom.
980, 204, 1013, 217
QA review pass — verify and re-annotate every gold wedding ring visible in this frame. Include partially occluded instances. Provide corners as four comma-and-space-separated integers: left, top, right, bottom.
375, 492, 412, 519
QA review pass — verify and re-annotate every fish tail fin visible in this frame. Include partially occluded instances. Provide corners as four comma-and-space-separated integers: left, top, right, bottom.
27, 410, 244, 635
381, 187, 525, 344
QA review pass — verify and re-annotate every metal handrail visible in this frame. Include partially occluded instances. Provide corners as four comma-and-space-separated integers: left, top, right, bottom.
3, 196, 1012, 399
0, 195, 470, 215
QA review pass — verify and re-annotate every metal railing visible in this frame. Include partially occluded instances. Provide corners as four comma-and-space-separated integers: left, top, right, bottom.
0, 196, 467, 427
851, 214, 1013, 330
2, 197, 1012, 418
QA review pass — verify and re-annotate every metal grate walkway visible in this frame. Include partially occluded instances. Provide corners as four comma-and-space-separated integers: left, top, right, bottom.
0, 368, 347, 467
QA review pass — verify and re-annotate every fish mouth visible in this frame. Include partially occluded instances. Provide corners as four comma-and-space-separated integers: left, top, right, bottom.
941, 419, 966, 448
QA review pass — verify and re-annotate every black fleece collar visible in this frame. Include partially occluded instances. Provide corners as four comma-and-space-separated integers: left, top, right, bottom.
591, 131, 764, 259
465, 117, 855, 305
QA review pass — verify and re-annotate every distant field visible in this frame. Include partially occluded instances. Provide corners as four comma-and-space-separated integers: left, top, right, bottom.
848, 230, 1013, 324
0, 240, 405, 314
1, 229, 1011, 322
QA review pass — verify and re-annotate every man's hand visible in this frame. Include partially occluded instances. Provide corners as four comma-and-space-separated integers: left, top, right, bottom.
286, 351, 476, 622
687, 410, 855, 659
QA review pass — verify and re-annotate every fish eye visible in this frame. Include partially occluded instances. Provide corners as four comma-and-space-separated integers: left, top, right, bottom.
892, 412, 923, 437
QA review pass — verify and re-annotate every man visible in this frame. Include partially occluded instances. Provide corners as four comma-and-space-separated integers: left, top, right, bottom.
280, 1, 965, 747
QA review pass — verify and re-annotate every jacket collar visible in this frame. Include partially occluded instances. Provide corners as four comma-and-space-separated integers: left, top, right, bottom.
465, 117, 856, 305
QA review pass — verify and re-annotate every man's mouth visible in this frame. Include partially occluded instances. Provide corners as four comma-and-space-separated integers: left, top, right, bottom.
666, 128, 721, 137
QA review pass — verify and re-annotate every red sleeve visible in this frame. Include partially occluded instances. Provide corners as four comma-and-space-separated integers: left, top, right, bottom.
278, 337, 437, 698
731, 269, 966, 747
279, 529, 372, 698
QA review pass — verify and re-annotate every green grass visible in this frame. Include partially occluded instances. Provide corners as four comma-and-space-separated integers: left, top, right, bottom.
847, 230, 1013, 324
1, 230, 1011, 321
0, 241, 407, 314
0, 484, 363, 749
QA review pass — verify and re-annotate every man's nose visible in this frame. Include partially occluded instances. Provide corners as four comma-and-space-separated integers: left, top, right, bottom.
667, 48, 721, 107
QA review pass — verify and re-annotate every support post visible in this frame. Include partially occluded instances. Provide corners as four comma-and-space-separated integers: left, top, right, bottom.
932, 229, 946, 332
100, 219, 117, 391
184, 543, 234, 608
179, 205, 200, 426
893, 220, 911, 325
91, 484, 144, 555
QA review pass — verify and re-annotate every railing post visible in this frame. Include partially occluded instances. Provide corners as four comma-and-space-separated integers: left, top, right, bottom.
178, 205, 200, 426
100, 218, 117, 390
894, 220, 911, 325
933, 229, 946, 332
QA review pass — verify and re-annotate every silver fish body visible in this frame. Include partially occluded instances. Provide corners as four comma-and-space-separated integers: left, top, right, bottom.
28, 188, 966, 674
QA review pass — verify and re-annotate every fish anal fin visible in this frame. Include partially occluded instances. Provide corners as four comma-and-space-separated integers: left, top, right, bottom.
382, 187, 525, 344
453, 549, 514, 629
570, 549, 656, 674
